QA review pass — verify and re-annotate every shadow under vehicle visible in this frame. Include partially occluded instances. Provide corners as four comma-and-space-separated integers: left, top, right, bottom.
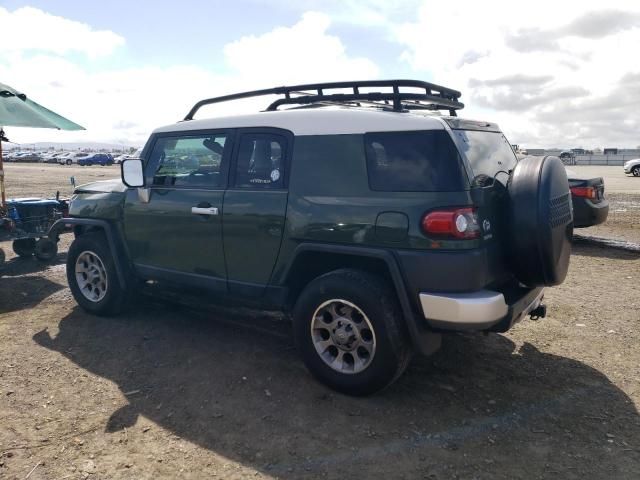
32, 301, 640, 479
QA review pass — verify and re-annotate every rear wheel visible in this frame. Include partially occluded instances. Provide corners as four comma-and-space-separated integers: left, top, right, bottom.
293, 269, 411, 396
633, 166, 640, 177
66, 159, 72, 165
66, 232, 128, 315
13, 238, 36, 257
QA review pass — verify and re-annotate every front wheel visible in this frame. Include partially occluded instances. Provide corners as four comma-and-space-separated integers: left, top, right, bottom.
633, 166, 640, 177
293, 269, 411, 396
66, 232, 128, 315
66, 159, 72, 165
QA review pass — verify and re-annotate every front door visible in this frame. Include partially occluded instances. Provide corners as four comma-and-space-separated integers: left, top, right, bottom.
123, 130, 232, 291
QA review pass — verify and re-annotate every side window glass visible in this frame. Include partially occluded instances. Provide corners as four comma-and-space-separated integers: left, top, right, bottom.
234, 134, 285, 189
364, 130, 466, 192
150, 134, 227, 187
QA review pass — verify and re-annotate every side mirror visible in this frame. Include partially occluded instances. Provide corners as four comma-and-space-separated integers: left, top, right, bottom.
121, 159, 144, 187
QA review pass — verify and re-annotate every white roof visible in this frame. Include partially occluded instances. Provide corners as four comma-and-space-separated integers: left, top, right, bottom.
153, 108, 447, 136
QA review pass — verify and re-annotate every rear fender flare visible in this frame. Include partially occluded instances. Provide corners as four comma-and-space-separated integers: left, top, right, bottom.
283, 243, 441, 356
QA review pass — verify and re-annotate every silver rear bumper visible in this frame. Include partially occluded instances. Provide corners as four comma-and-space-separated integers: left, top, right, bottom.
419, 288, 544, 330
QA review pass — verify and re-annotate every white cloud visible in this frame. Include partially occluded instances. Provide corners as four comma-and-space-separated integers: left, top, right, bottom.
1, 54, 225, 145
0, 6, 125, 58
1, 10, 378, 145
393, 0, 640, 147
223, 12, 378, 84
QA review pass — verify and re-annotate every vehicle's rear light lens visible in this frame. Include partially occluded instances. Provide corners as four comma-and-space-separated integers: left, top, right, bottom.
570, 186, 596, 199
422, 207, 480, 239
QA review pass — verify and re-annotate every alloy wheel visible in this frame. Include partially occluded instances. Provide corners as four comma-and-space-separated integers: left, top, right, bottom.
310, 299, 377, 374
75, 250, 108, 302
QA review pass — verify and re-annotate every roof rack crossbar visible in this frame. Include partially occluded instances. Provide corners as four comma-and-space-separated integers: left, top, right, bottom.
265, 92, 462, 112
184, 79, 464, 120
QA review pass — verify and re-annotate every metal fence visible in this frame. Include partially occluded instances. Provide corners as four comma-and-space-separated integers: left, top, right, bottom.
532, 154, 638, 166
573, 155, 637, 166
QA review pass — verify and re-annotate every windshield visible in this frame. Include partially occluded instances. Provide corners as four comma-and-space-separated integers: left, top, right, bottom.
451, 130, 517, 185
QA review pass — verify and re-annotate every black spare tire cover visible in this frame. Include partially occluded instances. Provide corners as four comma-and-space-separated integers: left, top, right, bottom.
508, 155, 573, 286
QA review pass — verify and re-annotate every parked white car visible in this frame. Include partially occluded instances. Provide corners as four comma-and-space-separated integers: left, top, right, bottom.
57, 152, 75, 165
113, 148, 143, 164
58, 152, 91, 165
623, 158, 640, 177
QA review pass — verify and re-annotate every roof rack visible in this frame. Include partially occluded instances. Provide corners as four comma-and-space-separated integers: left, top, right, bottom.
184, 79, 464, 120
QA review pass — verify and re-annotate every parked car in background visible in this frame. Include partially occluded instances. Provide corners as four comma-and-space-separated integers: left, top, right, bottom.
58, 152, 91, 165
57, 152, 75, 165
40, 152, 65, 163
40, 152, 54, 163
78, 153, 114, 166
3, 151, 19, 161
566, 169, 609, 227
12, 152, 41, 162
113, 149, 142, 164
623, 158, 640, 177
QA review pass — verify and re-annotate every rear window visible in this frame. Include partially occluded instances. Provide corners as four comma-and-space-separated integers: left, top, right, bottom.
451, 130, 517, 184
364, 130, 467, 192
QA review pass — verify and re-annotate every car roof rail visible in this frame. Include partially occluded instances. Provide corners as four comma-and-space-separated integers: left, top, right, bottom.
184, 79, 464, 120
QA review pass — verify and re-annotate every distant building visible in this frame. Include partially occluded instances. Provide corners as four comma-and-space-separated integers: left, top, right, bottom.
525, 148, 546, 156
619, 148, 640, 155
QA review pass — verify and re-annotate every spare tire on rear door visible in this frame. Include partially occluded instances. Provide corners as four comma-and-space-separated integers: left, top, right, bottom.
507, 155, 573, 287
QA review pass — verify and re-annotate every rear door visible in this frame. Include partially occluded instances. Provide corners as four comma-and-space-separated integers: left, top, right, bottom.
123, 130, 232, 291
222, 128, 291, 296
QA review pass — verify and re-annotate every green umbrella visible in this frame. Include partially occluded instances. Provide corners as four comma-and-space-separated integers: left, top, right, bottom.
0, 82, 85, 208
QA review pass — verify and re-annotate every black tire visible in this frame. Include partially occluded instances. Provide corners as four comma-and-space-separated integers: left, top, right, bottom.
508, 155, 573, 286
66, 159, 72, 165
0, 248, 5, 265
633, 166, 640, 177
34, 237, 58, 262
66, 232, 128, 316
293, 269, 412, 396
12, 238, 36, 257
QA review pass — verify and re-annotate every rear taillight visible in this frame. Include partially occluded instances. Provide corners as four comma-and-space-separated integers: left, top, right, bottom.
570, 186, 597, 199
421, 207, 480, 239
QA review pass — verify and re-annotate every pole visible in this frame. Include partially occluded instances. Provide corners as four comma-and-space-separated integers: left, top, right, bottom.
0, 127, 5, 211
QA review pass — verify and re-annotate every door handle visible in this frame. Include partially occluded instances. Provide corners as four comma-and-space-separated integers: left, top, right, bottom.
191, 206, 219, 216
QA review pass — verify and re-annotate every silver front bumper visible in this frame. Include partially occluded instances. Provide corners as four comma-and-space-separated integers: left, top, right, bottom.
419, 288, 544, 330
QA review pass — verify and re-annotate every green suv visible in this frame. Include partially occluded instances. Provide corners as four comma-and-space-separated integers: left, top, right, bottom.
54, 80, 573, 395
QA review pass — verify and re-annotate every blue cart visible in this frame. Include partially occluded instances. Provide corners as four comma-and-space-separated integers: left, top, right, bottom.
0, 197, 69, 265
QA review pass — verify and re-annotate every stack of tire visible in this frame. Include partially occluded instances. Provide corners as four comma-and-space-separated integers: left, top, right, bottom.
12, 237, 58, 262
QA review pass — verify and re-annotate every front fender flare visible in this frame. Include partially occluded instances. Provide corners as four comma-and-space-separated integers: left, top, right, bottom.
49, 218, 129, 288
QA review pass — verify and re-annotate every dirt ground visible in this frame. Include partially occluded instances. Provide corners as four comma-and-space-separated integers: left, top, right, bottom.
0, 164, 639, 479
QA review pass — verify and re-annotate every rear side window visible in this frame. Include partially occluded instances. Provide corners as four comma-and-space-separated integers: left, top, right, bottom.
234, 133, 285, 189
364, 130, 467, 192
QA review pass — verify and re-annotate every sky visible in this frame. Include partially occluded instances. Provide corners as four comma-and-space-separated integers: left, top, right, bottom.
1, 0, 639, 149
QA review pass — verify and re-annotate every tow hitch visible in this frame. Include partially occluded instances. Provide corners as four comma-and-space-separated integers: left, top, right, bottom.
529, 304, 547, 321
